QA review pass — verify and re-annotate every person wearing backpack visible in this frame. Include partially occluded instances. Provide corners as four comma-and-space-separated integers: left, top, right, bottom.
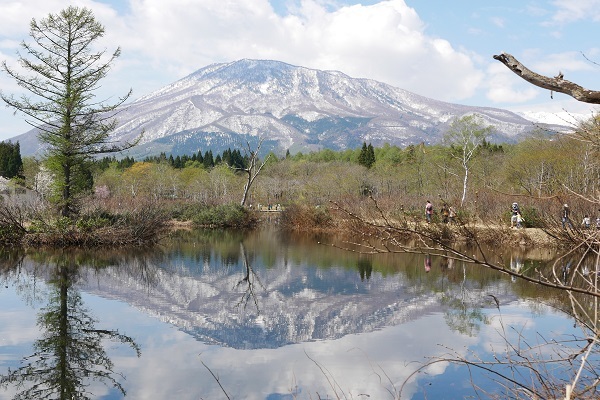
425, 200, 433, 223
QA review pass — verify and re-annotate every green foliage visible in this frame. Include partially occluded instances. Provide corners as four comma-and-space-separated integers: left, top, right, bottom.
203, 150, 215, 169
180, 203, 256, 228
75, 213, 112, 232
85, 110, 600, 234
0, 223, 23, 244
509, 205, 543, 228
358, 142, 376, 168
0, 141, 23, 179
28, 216, 77, 234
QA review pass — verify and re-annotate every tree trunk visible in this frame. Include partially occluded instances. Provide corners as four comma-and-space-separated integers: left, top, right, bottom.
461, 166, 468, 207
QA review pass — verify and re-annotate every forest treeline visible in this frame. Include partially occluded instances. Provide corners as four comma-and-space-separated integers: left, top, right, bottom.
7, 131, 599, 228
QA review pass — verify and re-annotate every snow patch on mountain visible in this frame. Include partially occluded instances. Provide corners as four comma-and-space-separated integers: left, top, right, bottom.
14, 59, 572, 157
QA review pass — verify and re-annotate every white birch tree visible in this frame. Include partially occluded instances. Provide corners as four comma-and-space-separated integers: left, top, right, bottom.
444, 114, 493, 206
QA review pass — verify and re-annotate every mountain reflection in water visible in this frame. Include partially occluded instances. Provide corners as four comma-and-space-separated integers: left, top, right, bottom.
0, 228, 579, 399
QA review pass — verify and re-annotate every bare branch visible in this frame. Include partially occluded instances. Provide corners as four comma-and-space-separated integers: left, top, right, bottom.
493, 52, 600, 104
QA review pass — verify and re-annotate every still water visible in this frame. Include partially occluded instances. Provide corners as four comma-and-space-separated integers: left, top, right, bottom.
0, 228, 581, 399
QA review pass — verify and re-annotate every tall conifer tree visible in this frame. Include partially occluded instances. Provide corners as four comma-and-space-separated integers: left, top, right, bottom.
1, 6, 140, 216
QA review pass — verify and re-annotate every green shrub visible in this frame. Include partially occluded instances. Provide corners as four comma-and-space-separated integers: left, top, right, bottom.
0, 224, 24, 244
75, 214, 111, 232
190, 204, 256, 228
520, 206, 543, 228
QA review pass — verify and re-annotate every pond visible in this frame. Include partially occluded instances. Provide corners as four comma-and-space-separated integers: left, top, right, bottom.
0, 227, 591, 399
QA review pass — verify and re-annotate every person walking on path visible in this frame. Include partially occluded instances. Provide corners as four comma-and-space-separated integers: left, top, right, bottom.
425, 200, 433, 223
510, 202, 520, 228
582, 215, 591, 229
516, 212, 524, 229
448, 206, 456, 224
441, 204, 449, 223
562, 204, 573, 229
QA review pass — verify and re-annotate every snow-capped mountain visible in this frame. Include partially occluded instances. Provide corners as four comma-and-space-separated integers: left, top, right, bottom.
15, 59, 568, 157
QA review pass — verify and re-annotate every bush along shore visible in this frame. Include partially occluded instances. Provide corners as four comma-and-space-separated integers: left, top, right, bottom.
0, 198, 586, 250
0, 202, 262, 248
276, 201, 574, 250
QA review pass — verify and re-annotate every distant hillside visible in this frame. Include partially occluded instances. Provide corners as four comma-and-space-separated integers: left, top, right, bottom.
13, 59, 568, 158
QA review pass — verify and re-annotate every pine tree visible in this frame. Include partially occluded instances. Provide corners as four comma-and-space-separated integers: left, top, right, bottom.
358, 142, 368, 167
366, 143, 376, 168
203, 150, 214, 168
0, 141, 23, 179
1, 6, 140, 216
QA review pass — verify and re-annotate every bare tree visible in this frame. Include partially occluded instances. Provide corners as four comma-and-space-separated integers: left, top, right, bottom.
235, 138, 271, 207
234, 242, 265, 311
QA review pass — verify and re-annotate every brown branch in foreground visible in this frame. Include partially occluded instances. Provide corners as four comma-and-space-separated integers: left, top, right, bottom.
493, 52, 600, 104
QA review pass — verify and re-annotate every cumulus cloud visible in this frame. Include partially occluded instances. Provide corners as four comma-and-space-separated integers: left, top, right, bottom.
92, 0, 484, 102
485, 63, 540, 103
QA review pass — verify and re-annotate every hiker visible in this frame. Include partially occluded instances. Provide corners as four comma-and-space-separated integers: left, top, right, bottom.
562, 204, 573, 229
510, 202, 520, 228
425, 200, 433, 223
441, 204, 449, 223
516, 212, 524, 229
582, 215, 591, 229
448, 206, 456, 224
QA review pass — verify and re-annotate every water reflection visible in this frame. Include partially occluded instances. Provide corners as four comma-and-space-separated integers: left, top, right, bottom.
0, 229, 591, 399
0, 250, 140, 399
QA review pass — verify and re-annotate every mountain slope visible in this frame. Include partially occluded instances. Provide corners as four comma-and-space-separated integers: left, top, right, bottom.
15, 59, 565, 157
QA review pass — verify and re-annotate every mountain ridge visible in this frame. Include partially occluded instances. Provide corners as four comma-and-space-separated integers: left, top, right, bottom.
13, 59, 567, 158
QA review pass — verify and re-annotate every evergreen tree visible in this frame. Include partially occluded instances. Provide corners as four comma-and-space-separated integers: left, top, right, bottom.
0, 141, 23, 179
174, 155, 183, 169
1, 7, 140, 216
358, 142, 375, 168
203, 150, 214, 168
358, 142, 368, 167
366, 143, 376, 168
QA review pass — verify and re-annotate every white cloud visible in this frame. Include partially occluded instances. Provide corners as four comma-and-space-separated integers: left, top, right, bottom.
99, 0, 484, 102
490, 16, 505, 28
550, 0, 600, 23
525, 50, 597, 75
485, 63, 540, 104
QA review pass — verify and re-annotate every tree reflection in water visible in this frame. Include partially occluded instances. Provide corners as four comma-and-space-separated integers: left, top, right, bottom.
439, 254, 489, 337
234, 241, 265, 311
0, 250, 140, 400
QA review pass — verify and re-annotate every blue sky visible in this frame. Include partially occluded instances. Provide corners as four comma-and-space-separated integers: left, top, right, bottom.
1, 0, 599, 140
